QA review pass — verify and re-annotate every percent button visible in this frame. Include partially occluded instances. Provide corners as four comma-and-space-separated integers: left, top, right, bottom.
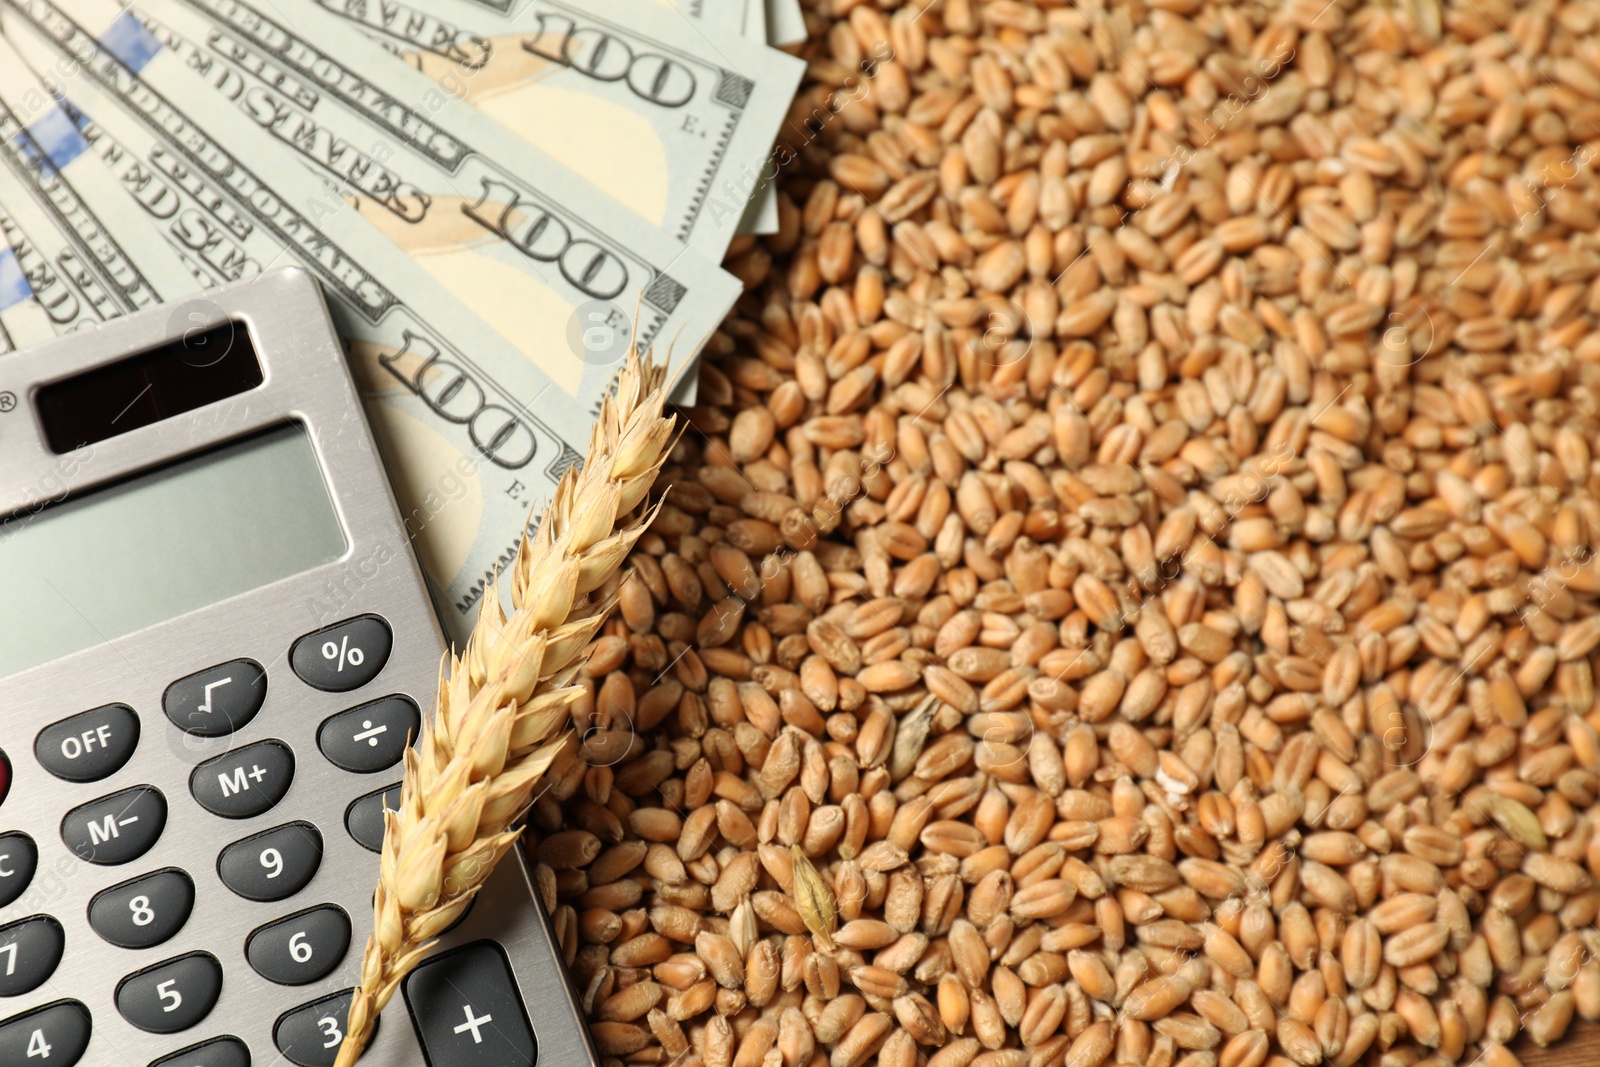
290, 616, 392, 693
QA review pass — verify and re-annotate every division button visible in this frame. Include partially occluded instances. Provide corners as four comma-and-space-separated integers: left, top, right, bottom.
150, 1036, 251, 1067
116, 952, 223, 1034
217, 823, 322, 902
62, 786, 167, 865
317, 696, 419, 773
0, 1000, 92, 1065
344, 783, 401, 852
164, 660, 267, 738
275, 989, 374, 1067
35, 704, 141, 782
291, 616, 391, 692
0, 834, 37, 909
246, 905, 350, 985
403, 941, 536, 1066
88, 869, 195, 949
0, 916, 65, 997
190, 741, 294, 819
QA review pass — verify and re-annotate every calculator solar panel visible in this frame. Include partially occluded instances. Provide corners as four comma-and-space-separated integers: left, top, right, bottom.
0, 268, 597, 1067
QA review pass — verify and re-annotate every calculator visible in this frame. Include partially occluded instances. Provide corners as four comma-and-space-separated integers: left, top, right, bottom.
0, 268, 597, 1067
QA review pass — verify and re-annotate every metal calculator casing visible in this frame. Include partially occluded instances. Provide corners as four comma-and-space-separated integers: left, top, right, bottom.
0, 268, 595, 1066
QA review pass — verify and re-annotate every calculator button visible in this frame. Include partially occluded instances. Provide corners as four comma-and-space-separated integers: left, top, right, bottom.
0, 1000, 92, 1065
291, 616, 392, 692
150, 1035, 250, 1067
62, 786, 167, 865
275, 988, 373, 1067
246, 905, 350, 985
0, 916, 65, 996
0, 833, 38, 908
318, 696, 419, 773
164, 660, 267, 737
190, 741, 295, 819
217, 823, 322, 902
403, 941, 536, 1066
0, 750, 10, 806
88, 869, 195, 949
116, 952, 223, 1034
345, 783, 402, 852
36, 704, 141, 782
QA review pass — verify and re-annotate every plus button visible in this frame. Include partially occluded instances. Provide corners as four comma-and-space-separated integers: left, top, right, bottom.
454, 1003, 493, 1044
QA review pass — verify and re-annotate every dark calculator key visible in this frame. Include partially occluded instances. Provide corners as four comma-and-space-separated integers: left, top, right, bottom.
246, 905, 350, 985
291, 616, 392, 692
0, 916, 64, 997
0, 833, 37, 909
35, 704, 141, 782
164, 660, 267, 737
317, 696, 419, 773
217, 823, 322, 902
116, 952, 223, 1034
404, 941, 536, 1067
62, 786, 167, 865
150, 1035, 251, 1067
0, 749, 10, 806
275, 989, 375, 1067
190, 741, 294, 819
89, 869, 195, 949
0, 1000, 92, 1065
345, 782, 401, 852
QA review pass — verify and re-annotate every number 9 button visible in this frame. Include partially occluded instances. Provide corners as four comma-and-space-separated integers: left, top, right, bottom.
217, 823, 322, 902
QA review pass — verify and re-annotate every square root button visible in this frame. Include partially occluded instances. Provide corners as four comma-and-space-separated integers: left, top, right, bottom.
402, 941, 535, 1067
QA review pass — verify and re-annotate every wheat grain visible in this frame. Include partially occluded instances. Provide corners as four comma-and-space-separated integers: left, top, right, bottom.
332, 348, 675, 1066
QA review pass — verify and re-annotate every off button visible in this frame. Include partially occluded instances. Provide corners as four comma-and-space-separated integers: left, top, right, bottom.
36, 704, 140, 782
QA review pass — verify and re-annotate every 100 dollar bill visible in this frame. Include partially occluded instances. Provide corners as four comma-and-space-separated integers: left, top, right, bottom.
0, 0, 736, 639
312, 0, 801, 251
0, 32, 197, 345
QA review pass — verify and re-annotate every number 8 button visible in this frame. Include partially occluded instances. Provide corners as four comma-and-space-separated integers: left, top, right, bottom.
89, 869, 195, 948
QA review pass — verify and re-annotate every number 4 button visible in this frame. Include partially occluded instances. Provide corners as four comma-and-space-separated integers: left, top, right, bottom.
403, 942, 535, 1066
0, 1001, 92, 1064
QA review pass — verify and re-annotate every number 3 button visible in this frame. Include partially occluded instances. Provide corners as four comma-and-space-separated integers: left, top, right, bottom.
116, 952, 223, 1033
89, 869, 195, 949
246, 905, 350, 985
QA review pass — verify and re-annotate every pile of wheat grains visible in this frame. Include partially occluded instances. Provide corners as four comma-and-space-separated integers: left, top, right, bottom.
524, 2, 1600, 1067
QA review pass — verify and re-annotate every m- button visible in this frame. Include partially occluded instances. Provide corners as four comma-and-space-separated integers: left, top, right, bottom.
36, 704, 141, 782
190, 741, 294, 818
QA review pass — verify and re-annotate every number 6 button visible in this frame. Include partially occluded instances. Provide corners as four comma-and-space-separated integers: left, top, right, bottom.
246, 905, 350, 985
116, 952, 223, 1033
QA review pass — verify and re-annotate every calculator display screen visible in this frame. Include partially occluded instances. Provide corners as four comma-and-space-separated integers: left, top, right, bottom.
0, 423, 347, 678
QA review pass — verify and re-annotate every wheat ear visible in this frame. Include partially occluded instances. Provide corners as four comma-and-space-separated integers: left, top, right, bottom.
334, 348, 675, 1066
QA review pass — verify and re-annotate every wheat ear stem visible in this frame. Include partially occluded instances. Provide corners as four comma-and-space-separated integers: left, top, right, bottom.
334, 348, 675, 1067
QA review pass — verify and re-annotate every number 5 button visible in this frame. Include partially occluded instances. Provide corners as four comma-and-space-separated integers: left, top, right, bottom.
246, 905, 350, 985
116, 952, 223, 1033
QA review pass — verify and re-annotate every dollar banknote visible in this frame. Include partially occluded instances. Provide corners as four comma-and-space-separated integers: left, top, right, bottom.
0, 0, 740, 640
766, 0, 806, 46
308, 0, 802, 254
0, 33, 198, 346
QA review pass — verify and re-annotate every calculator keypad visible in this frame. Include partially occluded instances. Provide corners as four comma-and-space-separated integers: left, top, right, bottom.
116, 953, 223, 1034
274, 988, 366, 1067
217, 823, 323, 902
403, 941, 537, 1067
62, 787, 167, 866
245, 905, 350, 986
290, 616, 392, 692
163, 660, 268, 737
88, 869, 195, 949
0, 833, 37, 908
35, 704, 141, 783
151, 1035, 251, 1067
317, 696, 419, 773
190, 741, 295, 819
344, 783, 402, 852
0, 916, 65, 997
0, 1000, 92, 1065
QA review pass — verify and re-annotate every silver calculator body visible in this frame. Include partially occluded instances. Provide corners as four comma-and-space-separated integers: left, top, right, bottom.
0, 268, 595, 1067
